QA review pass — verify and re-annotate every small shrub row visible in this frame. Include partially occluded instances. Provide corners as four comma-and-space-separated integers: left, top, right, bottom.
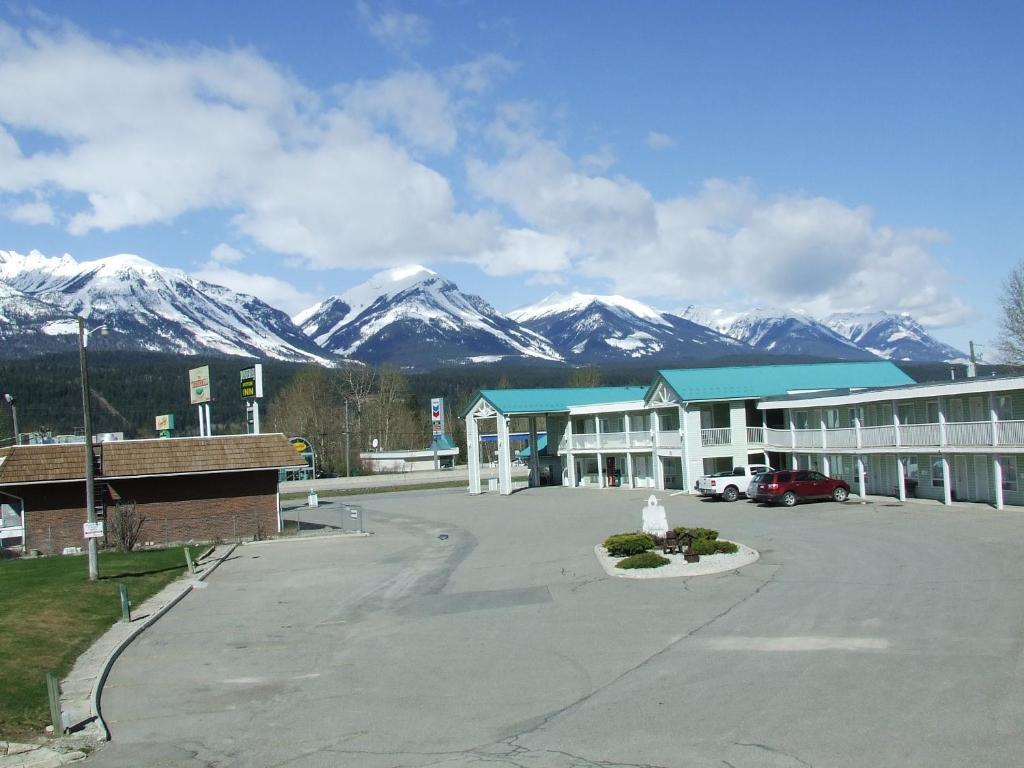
603, 532, 655, 557
673, 526, 719, 541
688, 538, 739, 556
616, 552, 670, 569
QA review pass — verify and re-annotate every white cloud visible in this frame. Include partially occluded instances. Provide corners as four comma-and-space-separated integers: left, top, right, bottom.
646, 131, 675, 150
192, 263, 320, 316
9, 199, 55, 225
580, 144, 616, 174
210, 243, 245, 264
357, 2, 430, 52
0, 21, 496, 270
469, 126, 970, 325
446, 53, 517, 94
342, 71, 456, 153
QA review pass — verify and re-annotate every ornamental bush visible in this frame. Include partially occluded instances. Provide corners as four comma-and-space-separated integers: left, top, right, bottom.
688, 537, 739, 555
616, 552, 670, 569
673, 526, 719, 541
603, 533, 655, 558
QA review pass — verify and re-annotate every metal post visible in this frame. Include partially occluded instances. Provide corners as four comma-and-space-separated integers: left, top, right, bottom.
198, 405, 205, 437
204, 403, 212, 435
252, 400, 260, 435
184, 547, 195, 574
119, 583, 131, 622
345, 400, 351, 477
46, 671, 64, 735
4, 394, 18, 444
78, 317, 98, 582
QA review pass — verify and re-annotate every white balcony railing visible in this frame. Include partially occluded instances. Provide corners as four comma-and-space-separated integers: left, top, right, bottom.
827, 427, 858, 448
998, 421, 1024, 446
658, 431, 682, 448
764, 427, 791, 448
860, 425, 896, 447
701, 427, 731, 447
793, 429, 823, 449
572, 434, 600, 450
602, 432, 629, 449
629, 431, 653, 448
900, 423, 944, 446
746, 427, 764, 444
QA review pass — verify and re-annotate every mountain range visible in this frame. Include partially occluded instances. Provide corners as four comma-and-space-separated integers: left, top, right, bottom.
0, 249, 967, 369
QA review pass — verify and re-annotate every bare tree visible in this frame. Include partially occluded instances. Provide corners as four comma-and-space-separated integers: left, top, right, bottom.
568, 365, 602, 388
998, 261, 1024, 364
266, 366, 345, 471
110, 500, 146, 552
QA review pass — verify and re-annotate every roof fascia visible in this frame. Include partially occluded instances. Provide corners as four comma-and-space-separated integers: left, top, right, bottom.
757, 376, 1024, 410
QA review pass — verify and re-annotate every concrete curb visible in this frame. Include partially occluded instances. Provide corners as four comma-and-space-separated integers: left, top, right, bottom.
89, 543, 238, 741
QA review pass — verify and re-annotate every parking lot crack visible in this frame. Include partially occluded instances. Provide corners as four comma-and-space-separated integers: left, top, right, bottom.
733, 741, 812, 767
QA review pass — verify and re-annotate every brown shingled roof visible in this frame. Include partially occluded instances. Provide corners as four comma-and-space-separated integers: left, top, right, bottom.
0, 434, 306, 486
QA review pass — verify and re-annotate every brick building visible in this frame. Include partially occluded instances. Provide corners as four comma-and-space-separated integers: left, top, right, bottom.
0, 434, 305, 555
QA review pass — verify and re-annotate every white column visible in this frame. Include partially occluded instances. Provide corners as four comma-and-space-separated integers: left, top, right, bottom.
821, 455, 830, 476
791, 454, 799, 470
625, 451, 635, 489
497, 415, 513, 496
624, 412, 631, 447
938, 399, 947, 447
205, 403, 212, 435
651, 410, 663, 489
994, 456, 1004, 510
565, 419, 577, 488
594, 414, 602, 450
789, 410, 796, 450
466, 415, 481, 494
896, 456, 906, 501
597, 451, 605, 488
820, 411, 828, 451
941, 456, 952, 505
198, 405, 206, 436
528, 416, 540, 488
892, 401, 901, 448
252, 401, 261, 435
679, 405, 691, 493
854, 411, 862, 449
857, 456, 867, 499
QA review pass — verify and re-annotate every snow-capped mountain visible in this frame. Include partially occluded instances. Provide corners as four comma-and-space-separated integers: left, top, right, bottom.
0, 250, 332, 363
295, 265, 562, 367
825, 312, 967, 362
509, 293, 749, 362
679, 306, 876, 360
0, 281, 73, 354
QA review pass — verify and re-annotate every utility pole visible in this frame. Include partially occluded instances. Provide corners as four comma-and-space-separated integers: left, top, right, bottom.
344, 400, 351, 477
2, 394, 16, 444
78, 317, 98, 582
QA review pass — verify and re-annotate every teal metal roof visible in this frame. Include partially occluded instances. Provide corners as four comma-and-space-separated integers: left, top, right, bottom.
649, 361, 915, 403
464, 386, 649, 416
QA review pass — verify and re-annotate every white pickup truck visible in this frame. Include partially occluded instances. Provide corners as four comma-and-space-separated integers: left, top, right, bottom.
696, 464, 773, 502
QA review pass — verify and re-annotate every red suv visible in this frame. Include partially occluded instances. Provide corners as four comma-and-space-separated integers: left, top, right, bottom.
751, 470, 850, 506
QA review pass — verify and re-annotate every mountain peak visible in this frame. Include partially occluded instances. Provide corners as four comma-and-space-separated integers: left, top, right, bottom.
510, 292, 668, 326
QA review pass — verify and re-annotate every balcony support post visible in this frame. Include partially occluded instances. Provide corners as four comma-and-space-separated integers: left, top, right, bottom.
994, 456, 1005, 510
857, 456, 867, 498
892, 400, 902, 448
941, 455, 952, 505
938, 399, 947, 447
565, 418, 577, 488
990, 393, 1000, 447
896, 455, 906, 502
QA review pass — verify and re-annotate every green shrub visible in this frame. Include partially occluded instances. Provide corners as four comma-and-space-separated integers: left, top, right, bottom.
616, 552, 670, 569
603, 533, 655, 557
688, 537, 718, 556
688, 538, 739, 555
673, 526, 719, 541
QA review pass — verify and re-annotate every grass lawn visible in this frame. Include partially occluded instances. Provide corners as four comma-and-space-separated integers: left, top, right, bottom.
280, 479, 467, 501
0, 546, 203, 740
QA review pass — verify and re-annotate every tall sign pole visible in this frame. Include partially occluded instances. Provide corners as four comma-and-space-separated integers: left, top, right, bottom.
240, 364, 264, 434
431, 397, 444, 470
78, 318, 99, 581
189, 365, 212, 436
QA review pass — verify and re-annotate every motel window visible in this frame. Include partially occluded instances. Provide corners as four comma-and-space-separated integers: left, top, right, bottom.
996, 396, 1014, 421
927, 401, 940, 424
931, 457, 944, 487
600, 416, 623, 434
824, 408, 840, 429
848, 408, 860, 427
794, 411, 810, 430
1000, 457, 1018, 491
902, 456, 919, 481
897, 404, 916, 425
659, 410, 679, 431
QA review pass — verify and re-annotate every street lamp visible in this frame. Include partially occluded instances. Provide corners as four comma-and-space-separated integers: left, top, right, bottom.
2, 394, 16, 445
78, 317, 107, 582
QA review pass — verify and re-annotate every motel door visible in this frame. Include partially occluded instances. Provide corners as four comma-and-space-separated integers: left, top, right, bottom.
606, 456, 618, 487
974, 456, 991, 503
954, 456, 970, 501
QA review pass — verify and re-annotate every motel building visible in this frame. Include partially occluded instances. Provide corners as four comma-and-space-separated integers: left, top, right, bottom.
463, 361, 1024, 510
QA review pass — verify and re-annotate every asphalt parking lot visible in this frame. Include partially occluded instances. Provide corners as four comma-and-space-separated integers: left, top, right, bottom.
86, 488, 1024, 767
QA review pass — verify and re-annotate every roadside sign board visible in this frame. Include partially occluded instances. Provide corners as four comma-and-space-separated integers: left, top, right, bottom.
189, 365, 212, 405
240, 363, 264, 400
83, 521, 104, 539
155, 414, 174, 431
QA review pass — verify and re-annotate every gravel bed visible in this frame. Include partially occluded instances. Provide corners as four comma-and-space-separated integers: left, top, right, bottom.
593, 542, 759, 579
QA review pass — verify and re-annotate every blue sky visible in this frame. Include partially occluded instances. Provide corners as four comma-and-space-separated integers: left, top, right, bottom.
1, 1, 1021, 354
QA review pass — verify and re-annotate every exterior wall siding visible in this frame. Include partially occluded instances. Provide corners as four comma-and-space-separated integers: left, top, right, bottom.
15, 471, 279, 555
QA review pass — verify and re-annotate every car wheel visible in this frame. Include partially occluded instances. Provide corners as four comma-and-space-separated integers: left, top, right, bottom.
832, 486, 849, 503
723, 485, 739, 502
781, 491, 797, 507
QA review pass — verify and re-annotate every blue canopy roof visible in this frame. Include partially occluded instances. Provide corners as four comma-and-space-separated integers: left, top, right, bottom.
649, 361, 914, 403
464, 386, 649, 416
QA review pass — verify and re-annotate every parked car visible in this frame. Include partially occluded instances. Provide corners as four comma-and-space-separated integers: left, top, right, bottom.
696, 464, 773, 502
751, 470, 850, 506
747, 471, 771, 499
